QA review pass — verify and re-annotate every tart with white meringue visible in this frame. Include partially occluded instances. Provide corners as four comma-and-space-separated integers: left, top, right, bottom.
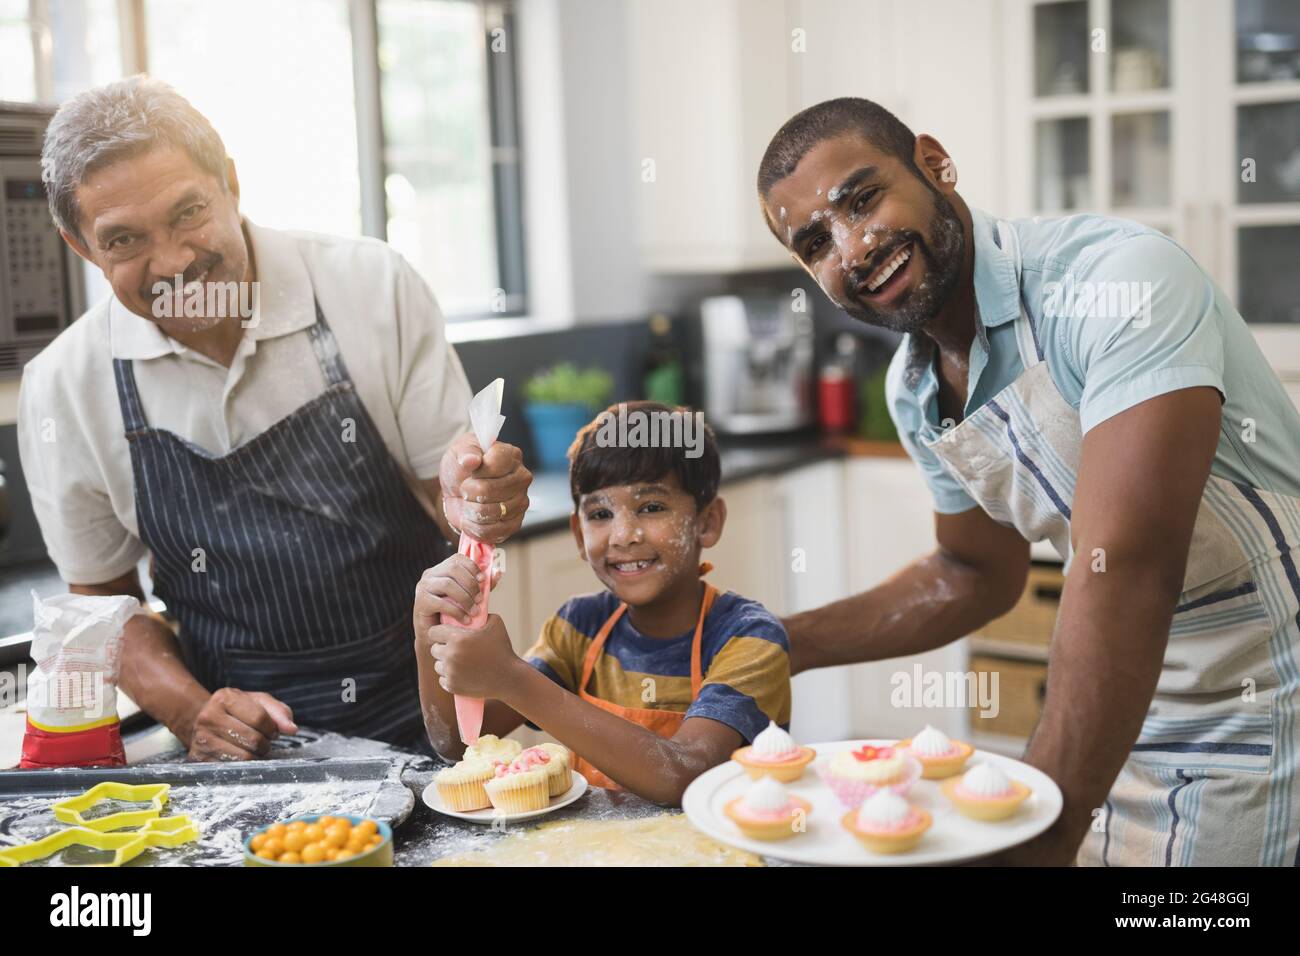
841, 789, 931, 854
723, 776, 812, 841
942, 762, 1032, 821
731, 721, 816, 782
895, 724, 974, 779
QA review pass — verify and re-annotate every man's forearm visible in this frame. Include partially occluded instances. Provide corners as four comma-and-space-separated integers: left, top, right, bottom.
784, 550, 1015, 674
1017, 560, 1178, 862
117, 613, 209, 745
71, 577, 209, 745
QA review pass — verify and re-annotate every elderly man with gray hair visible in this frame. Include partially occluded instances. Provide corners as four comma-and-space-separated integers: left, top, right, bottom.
19, 76, 532, 760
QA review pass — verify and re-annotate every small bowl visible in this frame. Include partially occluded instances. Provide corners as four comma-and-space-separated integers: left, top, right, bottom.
243, 815, 393, 867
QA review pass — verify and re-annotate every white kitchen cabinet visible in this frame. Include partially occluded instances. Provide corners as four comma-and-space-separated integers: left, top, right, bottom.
627, 0, 1008, 273
1002, 0, 1300, 387
842, 457, 971, 740
627, 0, 798, 273
773, 460, 856, 742
518, 526, 601, 650
706, 476, 785, 604
788, 0, 1006, 213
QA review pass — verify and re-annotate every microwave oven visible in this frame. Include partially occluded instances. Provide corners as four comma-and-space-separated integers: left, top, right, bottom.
0, 102, 84, 380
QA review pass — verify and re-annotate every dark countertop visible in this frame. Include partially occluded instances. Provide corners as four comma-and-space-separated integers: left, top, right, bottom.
0, 723, 765, 866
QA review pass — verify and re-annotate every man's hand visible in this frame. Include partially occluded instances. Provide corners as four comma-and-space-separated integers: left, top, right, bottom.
422, 613, 521, 699
439, 433, 532, 544
187, 688, 299, 761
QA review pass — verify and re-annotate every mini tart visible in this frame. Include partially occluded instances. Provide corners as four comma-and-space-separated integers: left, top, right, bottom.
537, 743, 573, 797
434, 760, 495, 812
895, 736, 974, 780
724, 795, 812, 841
941, 776, 1033, 821
731, 744, 817, 783
484, 767, 550, 814
841, 806, 932, 854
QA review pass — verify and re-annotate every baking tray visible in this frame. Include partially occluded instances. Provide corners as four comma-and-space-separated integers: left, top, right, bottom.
0, 755, 416, 866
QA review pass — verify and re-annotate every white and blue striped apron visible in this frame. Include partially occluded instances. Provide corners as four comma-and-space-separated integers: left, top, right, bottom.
921, 220, 1300, 865
112, 301, 448, 748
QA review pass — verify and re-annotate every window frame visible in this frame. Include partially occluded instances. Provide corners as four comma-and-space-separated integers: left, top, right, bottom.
355, 0, 528, 320
16, 0, 528, 321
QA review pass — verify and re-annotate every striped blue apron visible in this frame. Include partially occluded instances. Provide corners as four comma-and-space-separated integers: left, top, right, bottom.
921, 220, 1300, 865
112, 302, 448, 748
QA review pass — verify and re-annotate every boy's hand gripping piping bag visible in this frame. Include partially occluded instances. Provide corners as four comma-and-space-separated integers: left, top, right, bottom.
447, 378, 506, 745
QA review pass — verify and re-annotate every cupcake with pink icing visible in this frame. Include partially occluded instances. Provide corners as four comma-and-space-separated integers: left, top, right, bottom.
731, 721, 816, 782
818, 743, 922, 809
484, 751, 552, 813
895, 724, 974, 779
504, 745, 571, 799
723, 775, 812, 841
841, 788, 931, 854
942, 761, 1032, 821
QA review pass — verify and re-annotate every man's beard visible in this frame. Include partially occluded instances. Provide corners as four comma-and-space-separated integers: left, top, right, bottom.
838, 185, 964, 335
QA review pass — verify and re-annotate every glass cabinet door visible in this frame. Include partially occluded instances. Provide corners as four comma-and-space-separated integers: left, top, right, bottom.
1230, 0, 1300, 329
1028, 0, 1176, 229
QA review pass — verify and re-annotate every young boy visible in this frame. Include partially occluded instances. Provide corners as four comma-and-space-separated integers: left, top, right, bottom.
413, 401, 791, 805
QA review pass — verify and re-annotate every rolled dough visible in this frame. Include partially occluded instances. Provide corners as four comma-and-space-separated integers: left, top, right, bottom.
431, 814, 763, 867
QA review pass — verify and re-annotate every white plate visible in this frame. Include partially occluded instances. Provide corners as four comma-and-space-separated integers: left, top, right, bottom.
422, 772, 589, 824
682, 739, 1062, 866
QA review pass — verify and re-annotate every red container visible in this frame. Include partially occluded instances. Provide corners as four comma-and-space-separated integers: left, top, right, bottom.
818, 366, 856, 433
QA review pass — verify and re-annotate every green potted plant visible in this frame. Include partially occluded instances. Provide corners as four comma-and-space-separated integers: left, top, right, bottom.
522, 363, 614, 471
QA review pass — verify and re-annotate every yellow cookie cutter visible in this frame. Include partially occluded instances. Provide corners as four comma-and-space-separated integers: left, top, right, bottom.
52, 781, 170, 832
0, 815, 200, 867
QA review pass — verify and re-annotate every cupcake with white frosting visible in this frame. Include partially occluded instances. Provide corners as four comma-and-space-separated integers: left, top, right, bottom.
942, 761, 1032, 821
895, 724, 974, 779
841, 789, 931, 854
464, 734, 522, 765
723, 775, 812, 841
731, 721, 816, 782
434, 759, 495, 812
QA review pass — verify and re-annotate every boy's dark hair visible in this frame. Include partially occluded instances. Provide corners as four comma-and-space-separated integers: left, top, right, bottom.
568, 401, 721, 511
757, 97, 919, 236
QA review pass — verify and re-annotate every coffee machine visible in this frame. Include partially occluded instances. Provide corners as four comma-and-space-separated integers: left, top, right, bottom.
699, 294, 814, 435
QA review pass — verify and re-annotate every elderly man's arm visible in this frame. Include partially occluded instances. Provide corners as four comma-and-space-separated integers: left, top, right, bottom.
990, 386, 1220, 865
782, 505, 1031, 675
70, 569, 299, 761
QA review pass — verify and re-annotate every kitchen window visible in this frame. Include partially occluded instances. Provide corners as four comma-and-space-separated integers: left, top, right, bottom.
0, 0, 526, 320
377, 0, 526, 318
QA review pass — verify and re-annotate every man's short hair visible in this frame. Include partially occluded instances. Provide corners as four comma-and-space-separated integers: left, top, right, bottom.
756, 96, 919, 219
41, 75, 229, 244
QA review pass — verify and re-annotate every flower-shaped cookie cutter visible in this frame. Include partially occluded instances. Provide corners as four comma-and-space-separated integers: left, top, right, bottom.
52, 781, 171, 832
0, 815, 200, 867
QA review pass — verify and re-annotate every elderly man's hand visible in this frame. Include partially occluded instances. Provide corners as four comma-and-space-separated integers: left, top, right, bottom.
187, 688, 298, 761
439, 432, 532, 544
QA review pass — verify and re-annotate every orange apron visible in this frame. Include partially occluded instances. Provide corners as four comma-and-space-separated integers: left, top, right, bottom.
572, 565, 716, 790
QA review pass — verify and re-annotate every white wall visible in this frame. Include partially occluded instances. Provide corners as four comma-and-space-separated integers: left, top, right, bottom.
519, 0, 648, 324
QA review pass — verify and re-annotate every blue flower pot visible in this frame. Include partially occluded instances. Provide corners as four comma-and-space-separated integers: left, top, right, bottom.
524, 402, 593, 472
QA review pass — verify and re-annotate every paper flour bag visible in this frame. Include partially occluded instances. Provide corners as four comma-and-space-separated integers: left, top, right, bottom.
20, 591, 140, 769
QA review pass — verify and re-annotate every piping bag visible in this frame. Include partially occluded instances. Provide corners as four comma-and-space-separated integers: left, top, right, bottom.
446, 378, 506, 745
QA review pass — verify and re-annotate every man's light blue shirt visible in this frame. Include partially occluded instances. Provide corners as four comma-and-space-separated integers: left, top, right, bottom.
886, 207, 1300, 514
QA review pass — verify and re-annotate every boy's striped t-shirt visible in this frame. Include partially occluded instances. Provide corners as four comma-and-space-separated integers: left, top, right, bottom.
523, 588, 791, 742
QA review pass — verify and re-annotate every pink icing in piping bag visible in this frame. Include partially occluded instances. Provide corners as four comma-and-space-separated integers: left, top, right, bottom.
446, 536, 493, 744
445, 378, 506, 746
